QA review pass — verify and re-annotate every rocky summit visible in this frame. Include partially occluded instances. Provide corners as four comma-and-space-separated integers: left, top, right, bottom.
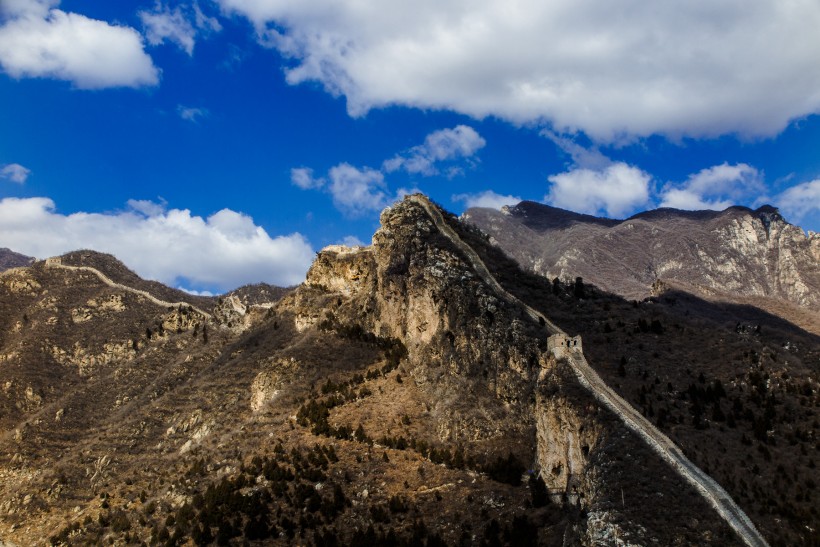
0, 195, 817, 546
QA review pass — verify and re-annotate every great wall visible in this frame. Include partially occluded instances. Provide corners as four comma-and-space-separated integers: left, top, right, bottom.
44, 257, 213, 320
407, 194, 769, 547
29, 198, 770, 546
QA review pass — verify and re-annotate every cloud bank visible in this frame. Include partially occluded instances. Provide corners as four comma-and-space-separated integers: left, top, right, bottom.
0, 197, 314, 291
0, 0, 158, 88
217, 0, 820, 140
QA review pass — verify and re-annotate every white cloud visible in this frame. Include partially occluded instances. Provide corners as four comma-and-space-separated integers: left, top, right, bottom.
775, 179, 820, 223
290, 167, 325, 190
126, 198, 167, 217
453, 190, 521, 210
384, 125, 486, 176
545, 163, 651, 218
193, 3, 222, 33
216, 0, 820, 141
0, 197, 314, 290
340, 235, 366, 247
178, 286, 215, 297
541, 130, 611, 170
0, 0, 158, 88
1, 0, 55, 19
139, 1, 221, 56
293, 125, 485, 216
177, 105, 208, 122
0, 163, 31, 184
660, 163, 763, 210
327, 163, 389, 217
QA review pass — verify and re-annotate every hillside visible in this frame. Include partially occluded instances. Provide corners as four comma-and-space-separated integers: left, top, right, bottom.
463, 202, 820, 333
0, 248, 34, 272
0, 195, 816, 545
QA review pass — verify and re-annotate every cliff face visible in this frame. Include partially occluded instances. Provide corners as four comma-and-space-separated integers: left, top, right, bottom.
294, 200, 543, 447
464, 202, 820, 316
285, 197, 739, 544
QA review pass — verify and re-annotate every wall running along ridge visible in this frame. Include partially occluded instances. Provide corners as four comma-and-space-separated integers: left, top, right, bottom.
407, 194, 769, 547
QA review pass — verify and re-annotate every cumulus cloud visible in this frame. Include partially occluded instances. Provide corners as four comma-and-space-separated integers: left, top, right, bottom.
545, 163, 651, 218
0, 163, 31, 184
216, 0, 820, 140
453, 190, 521, 210
290, 167, 325, 190
139, 1, 221, 56
177, 105, 208, 122
327, 163, 389, 217
0, 0, 158, 88
384, 125, 486, 176
293, 125, 478, 216
0, 197, 314, 291
775, 179, 820, 223
660, 163, 763, 210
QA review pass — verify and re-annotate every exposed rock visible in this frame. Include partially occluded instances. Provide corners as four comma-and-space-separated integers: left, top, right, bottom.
465, 202, 820, 313
250, 357, 300, 412
0, 194, 813, 546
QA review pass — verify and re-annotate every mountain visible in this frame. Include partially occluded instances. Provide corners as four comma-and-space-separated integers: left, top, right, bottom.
0, 248, 34, 272
0, 195, 816, 545
463, 202, 820, 334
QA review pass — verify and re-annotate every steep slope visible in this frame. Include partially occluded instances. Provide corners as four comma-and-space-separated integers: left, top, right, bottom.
450, 214, 819, 546
464, 202, 820, 331
408, 196, 765, 546
3, 195, 813, 545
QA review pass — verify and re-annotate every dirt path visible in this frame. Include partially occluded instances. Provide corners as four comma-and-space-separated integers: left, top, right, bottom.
409, 194, 768, 547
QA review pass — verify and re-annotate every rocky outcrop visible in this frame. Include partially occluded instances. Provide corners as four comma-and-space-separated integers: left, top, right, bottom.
249, 357, 300, 412
289, 195, 759, 545
300, 199, 543, 407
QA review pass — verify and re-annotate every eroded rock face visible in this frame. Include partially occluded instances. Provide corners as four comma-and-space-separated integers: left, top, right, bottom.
307, 245, 375, 297
250, 358, 300, 412
535, 354, 604, 507
301, 200, 543, 407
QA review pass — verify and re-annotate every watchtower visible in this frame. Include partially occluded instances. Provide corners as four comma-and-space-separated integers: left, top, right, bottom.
547, 334, 583, 359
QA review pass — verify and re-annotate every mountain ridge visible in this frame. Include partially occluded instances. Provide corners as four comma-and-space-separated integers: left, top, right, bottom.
0, 195, 816, 545
465, 201, 819, 332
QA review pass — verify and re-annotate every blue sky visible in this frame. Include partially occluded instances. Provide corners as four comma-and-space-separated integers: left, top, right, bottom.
1, 0, 819, 293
